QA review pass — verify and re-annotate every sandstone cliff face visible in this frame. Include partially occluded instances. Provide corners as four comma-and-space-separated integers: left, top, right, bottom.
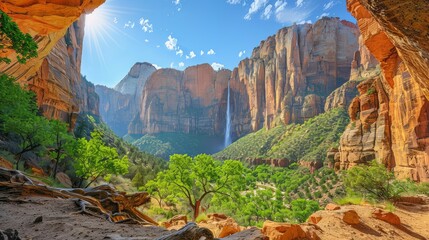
339, 0, 429, 182
0, 0, 104, 128
234, 17, 359, 131
96, 63, 156, 137
130, 64, 243, 136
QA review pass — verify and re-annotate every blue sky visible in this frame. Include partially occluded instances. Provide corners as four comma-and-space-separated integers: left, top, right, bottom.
81, 0, 355, 87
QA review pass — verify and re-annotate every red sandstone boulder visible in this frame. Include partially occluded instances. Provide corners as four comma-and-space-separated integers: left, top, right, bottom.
372, 209, 401, 225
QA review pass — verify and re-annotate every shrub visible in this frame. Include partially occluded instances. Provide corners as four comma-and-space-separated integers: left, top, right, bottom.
343, 160, 400, 201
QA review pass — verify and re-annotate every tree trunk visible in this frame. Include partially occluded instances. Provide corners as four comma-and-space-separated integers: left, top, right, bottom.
15, 154, 22, 170
52, 151, 60, 179
193, 200, 201, 221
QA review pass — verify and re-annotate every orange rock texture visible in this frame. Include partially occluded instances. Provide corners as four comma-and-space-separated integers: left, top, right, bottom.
339, 0, 429, 182
126, 17, 359, 139
130, 64, 239, 136
234, 17, 359, 131
0, 0, 104, 128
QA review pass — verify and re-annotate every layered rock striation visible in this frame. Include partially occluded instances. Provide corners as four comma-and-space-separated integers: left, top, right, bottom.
0, 0, 104, 128
234, 17, 359, 131
338, 0, 429, 181
129, 64, 242, 136
124, 18, 359, 139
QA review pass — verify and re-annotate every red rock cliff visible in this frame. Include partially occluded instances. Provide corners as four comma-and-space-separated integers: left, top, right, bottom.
0, 0, 104, 128
339, 0, 429, 181
234, 17, 359, 131
129, 64, 242, 136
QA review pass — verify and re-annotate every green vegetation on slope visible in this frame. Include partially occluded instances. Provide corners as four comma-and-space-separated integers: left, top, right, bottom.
125, 133, 224, 159
214, 108, 349, 163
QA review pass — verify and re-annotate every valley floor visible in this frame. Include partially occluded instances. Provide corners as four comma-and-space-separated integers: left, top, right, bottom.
1, 192, 428, 240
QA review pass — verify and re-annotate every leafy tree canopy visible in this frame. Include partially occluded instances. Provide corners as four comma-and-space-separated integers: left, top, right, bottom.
0, 10, 38, 64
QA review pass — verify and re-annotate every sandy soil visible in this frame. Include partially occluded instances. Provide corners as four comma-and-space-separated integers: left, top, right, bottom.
0, 195, 170, 240
1, 192, 428, 240
314, 200, 429, 240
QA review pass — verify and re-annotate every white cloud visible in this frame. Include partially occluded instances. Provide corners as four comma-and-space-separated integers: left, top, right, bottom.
113, 17, 118, 24
324, 1, 334, 10
244, 0, 268, 20
178, 62, 185, 67
261, 4, 273, 20
298, 19, 312, 24
156, 45, 160, 48
178, 8, 181, 11
124, 21, 135, 29
139, 18, 153, 33
144, 39, 149, 43
176, 49, 183, 57
211, 62, 225, 71
274, 0, 287, 14
275, 5, 311, 23
207, 49, 216, 55
185, 55, 190, 59
296, 0, 304, 7
226, 0, 241, 4
170, 62, 175, 68
173, 0, 180, 5
200, 50, 204, 55
189, 51, 196, 59
152, 64, 162, 69
165, 35, 178, 50
318, 12, 330, 19
238, 50, 246, 57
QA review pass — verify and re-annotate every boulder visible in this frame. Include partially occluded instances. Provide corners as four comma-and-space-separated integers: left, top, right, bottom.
308, 213, 322, 224
372, 209, 401, 225
342, 210, 360, 225
325, 203, 341, 211
262, 221, 306, 240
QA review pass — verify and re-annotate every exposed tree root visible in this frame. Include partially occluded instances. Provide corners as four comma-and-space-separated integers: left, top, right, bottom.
0, 167, 157, 226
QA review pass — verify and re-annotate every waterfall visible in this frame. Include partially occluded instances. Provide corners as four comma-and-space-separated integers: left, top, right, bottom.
224, 80, 232, 148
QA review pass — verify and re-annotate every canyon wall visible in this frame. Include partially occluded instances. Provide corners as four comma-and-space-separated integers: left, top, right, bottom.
234, 17, 359, 131
96, 63, 156, 137
337, 0, 429, 182
128, 64, 247, 136
121, 17, 359, 139
0, 0, 104, 128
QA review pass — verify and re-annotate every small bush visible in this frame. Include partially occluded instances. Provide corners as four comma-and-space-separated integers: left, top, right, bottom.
195, 213, 208, 223
343, 160, 400, 201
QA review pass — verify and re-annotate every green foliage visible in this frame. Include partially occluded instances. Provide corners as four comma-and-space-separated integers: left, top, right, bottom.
0, 11, 38, 64
75, 114, 167, 188
214, 108, 349, 164
48, 120, 76, 179
149, 154, 245, 220
195, 213, 208, 223
127, 133, 223, 159
334, 196, 365, 205
290, 199, 320, 222
73, 131, 129, 188
343, 160, 399, 201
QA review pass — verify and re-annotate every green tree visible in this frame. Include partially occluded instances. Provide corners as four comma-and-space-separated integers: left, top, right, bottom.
0, 10, 38, 64
343, 160, 399, 200
4, 115, 54, 169
74, 131, 129, 188
290, 199, 320, 222
48, 120, 75, 179
158, 154, 245, 220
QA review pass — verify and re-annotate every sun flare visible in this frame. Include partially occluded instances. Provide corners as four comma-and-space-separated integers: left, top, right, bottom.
84, 5, 123, 64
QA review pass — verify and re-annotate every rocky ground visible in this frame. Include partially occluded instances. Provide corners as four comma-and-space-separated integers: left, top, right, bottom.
1, 191, 428, 240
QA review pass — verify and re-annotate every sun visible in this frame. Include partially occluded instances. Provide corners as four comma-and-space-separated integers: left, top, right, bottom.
84, 4, 121, 64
